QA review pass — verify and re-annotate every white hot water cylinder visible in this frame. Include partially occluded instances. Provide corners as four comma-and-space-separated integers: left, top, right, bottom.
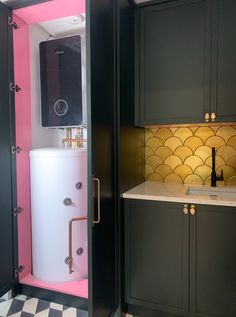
29, 148, 87, 283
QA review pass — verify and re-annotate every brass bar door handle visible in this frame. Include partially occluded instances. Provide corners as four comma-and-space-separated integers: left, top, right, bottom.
93, 177, 101, 224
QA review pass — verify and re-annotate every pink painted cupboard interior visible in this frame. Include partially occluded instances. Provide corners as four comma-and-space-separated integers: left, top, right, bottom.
13, 0, 87, 298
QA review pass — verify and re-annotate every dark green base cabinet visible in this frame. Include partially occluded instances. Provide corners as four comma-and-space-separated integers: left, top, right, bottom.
124, 199, 236, 317
190, 203, 236, 317
125, 200, 189, 317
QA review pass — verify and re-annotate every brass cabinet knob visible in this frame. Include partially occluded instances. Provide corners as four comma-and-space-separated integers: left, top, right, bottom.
190, 205, 196, 216
211, 112, 216, 122
183, 204, 189, 215
205, 113, 210, 122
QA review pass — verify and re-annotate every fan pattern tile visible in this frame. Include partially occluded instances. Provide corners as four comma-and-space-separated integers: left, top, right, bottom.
145, 126, 236, 185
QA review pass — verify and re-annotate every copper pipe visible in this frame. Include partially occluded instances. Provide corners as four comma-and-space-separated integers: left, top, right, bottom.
77, 127, 82, 139
68, 216, 87, 274
61, 138, 87, 148
77, 128, 83, 148
66, 128, 72, 148
62, 138, 87, 142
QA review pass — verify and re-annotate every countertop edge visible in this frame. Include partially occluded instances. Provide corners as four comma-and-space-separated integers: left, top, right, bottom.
121, 182, 236, 207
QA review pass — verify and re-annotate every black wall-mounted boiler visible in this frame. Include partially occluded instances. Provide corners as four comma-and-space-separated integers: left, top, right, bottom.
39, 35, 83, 128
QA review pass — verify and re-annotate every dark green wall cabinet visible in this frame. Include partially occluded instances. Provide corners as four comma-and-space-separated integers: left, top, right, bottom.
211, 0, 236, 123
135, 0, 236, 126
124, 199, 236, 317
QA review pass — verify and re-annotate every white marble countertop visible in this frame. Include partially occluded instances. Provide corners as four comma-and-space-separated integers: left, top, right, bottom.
122, 181, 236, 207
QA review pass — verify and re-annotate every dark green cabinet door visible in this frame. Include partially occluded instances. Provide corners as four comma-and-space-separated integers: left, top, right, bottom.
211, 0, 236, 122
190, 204, 236, 317
137, 0, 211, 126
87, 0, 118, 316
0, 3, 17, 297
125, 200, 189, 316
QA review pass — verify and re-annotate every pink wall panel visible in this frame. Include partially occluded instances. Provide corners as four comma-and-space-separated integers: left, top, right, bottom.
13, 15, 32, 279
14, 0, 85, 25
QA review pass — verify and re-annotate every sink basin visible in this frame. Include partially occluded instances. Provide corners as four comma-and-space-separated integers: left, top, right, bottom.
187, 186, 236, 200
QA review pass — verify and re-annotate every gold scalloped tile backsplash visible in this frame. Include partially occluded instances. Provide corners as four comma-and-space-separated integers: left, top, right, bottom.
145, 126, 236, 186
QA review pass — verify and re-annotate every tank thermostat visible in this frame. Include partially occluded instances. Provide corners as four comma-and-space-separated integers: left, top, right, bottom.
77, 248, 83, 256
63, 198, 72, 206
76, 182, 83, 190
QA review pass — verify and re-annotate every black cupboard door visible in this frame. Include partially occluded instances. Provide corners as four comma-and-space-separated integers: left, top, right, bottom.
87, 0, 118, 317
137, 0, 211, 126
211, 0, 236, 122
125, 200, 189, 316
190, 204, 236, 317
0, 2, 17, 297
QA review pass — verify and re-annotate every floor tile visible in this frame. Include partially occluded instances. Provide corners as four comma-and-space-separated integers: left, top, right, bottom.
1, 292, 12, 301
22, 299, 38, 315
7, 312, 21, 317
76, 310, 88, 317
35, 300, 50, 314
49, 304, 63, 312
62, 308, 76, 317
7, 299, 25, 316
0, 299, 13, 317
34, 309, 50, 317
0, 294, 87, 317
14, 296, 27, 302
48, 309, 62, 317
21, 312, 35, 317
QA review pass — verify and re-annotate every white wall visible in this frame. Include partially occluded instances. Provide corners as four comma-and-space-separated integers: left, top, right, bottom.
29, 24, 59, 149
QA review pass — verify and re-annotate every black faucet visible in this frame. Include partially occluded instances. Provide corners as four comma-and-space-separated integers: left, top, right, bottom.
211, 147, 224, 187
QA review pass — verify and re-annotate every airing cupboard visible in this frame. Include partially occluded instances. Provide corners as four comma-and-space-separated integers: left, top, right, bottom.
0, 0, 143, 316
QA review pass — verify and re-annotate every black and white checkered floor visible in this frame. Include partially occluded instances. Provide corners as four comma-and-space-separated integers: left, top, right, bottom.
0, 295, 88, 317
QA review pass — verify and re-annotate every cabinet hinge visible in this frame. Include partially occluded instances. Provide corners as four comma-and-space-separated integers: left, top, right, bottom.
13, 206, 24, 216
8, 17, 19, 30
11, 146, 22, 154
15, 265, 25, 278
10, 82, 22, 93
